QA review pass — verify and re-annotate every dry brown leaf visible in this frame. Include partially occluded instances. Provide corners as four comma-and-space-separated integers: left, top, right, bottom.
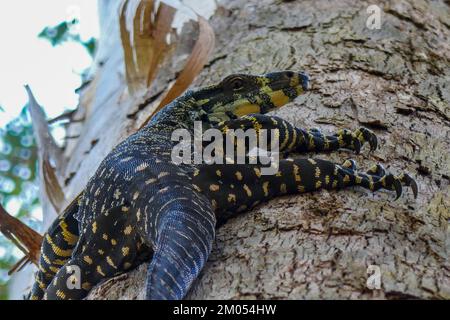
119, 0, 139, 91
25, 86, 63, 169
156, 16, 215, 114
120, 0, 215, 126
147, 3, 177, 87
0, 204, 43, 268
120, 0, 176, 94
142, 15, 216, 128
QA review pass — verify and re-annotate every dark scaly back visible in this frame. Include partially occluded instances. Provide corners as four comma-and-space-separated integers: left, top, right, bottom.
75, 70, 309, 228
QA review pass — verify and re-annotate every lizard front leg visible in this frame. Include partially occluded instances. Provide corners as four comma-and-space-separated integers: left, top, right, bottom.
43, 203, 150, 300
213, 114, 378, 157
29, 196, 80, 300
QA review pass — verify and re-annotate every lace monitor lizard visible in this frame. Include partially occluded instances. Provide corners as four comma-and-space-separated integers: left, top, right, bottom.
29, 71, 417, 300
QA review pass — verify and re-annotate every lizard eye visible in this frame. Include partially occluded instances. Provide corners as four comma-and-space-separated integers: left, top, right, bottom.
229, 77, 245, 91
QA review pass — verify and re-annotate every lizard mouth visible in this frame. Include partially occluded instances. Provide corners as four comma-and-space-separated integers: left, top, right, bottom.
268, 71, 309, 91
266, 72, 310, 108
232, 72, 310, 116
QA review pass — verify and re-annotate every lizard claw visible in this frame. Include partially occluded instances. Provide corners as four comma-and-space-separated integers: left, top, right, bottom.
355, 127, 378, 152
352, 137, 361, 154
391, 177, 403, 200
398, 173, 418, 199
385, 172, 418, 200
368, 132, 378, 151
350, 166, 417, 200
410, 177, 418, 199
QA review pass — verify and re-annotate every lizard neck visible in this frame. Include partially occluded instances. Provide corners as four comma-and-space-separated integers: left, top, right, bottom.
142, 91, 199, 135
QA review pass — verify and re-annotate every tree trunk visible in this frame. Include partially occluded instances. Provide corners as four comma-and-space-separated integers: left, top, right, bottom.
28, 0, 450, 299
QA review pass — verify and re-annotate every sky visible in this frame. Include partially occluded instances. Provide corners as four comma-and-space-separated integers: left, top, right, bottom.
0, 0, 99, 128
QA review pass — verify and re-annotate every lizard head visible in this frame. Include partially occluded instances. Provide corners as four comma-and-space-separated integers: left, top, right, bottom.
187, 71, 309, 125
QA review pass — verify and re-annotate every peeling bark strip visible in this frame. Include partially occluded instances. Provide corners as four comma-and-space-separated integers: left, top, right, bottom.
119, 0, 177, 94
1, 87, 63, 272
26, 86, 66, 215
79, 0, 450, 299
150, 16, 216, 119
0, 204, 43, 269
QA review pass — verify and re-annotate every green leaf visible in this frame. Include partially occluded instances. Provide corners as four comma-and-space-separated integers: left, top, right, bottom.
82, 38, 97, 57
0, 107, 40, 298
38, 21, 71, 46
38, 19, 97, 58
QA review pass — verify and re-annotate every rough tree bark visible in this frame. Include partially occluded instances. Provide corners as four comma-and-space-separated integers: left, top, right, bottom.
25, 0, 450, 299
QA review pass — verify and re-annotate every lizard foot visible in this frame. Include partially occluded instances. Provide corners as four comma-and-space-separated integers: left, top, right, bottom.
357, 171, 418, 200
337, 163, 418, 200
335, 127, 378, 154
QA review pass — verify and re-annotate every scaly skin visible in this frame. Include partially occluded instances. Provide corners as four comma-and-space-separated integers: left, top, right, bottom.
28, 71, 417, 300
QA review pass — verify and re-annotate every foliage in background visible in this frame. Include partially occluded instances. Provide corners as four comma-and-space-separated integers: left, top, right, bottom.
39, 19, 97, 57
0, 107, 39, 300
0, 18, 96, 300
